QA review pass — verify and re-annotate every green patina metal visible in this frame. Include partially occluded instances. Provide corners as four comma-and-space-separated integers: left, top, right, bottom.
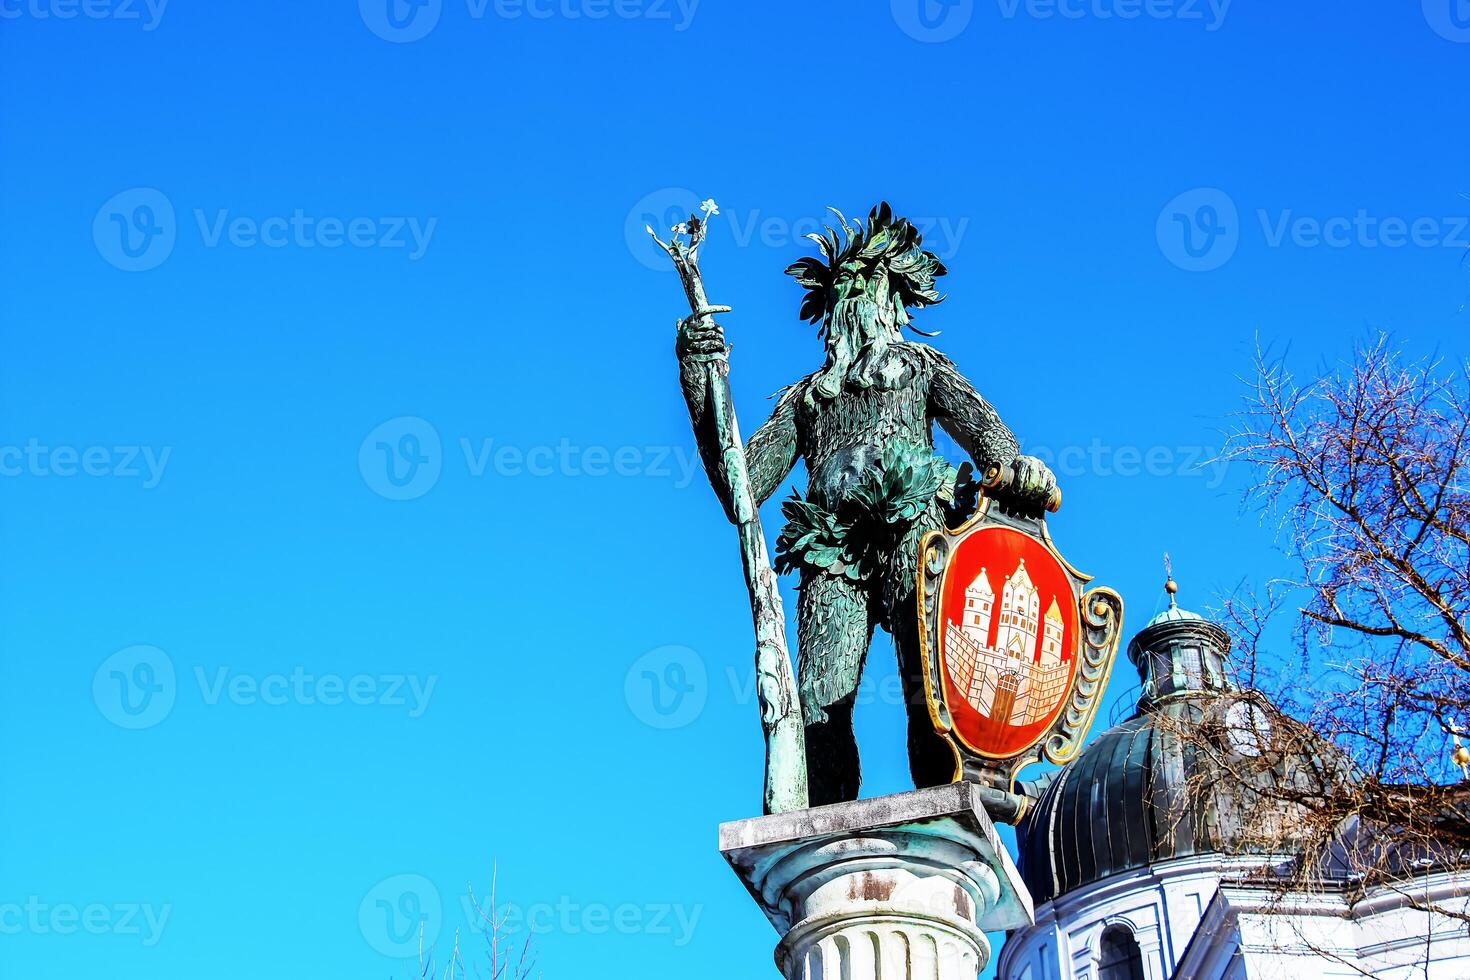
653, 201, 1057, 812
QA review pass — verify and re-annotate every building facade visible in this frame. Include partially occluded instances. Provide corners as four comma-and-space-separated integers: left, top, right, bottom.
996, 594, 1470, 980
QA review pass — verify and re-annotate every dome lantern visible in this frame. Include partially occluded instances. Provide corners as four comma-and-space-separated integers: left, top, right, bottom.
1125, 578, 1233, 703
1016, 575, 1311, 905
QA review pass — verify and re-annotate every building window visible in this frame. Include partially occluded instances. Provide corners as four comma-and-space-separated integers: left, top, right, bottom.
1180, 643, 1204, 687
1097, 926, 1144, 980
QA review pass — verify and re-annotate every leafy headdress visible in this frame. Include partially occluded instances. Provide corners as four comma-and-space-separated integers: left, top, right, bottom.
784, 201, 947, 337
786, 203, 948, 403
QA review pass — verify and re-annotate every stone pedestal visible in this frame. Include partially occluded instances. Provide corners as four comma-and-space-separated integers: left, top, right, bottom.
720, 783, 1034, 980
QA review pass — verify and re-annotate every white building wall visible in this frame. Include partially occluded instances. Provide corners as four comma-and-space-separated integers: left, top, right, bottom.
998, 857, 1237, 980
1173, 874, 1470, 980
999, 858, 1470, 980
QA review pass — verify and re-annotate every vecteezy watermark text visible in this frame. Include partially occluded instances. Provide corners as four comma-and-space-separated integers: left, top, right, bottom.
1019, 439, 1230, 488
358, 416, 703, 501
890, 0, 1229, 42
195, 667, 436, 716
626, 188, 970, 271
194, 210, 435, 258
1157, 187, 1470, 272
0, 0, 167, 30
93, 188, 436, 272
358, 873, 701, 959
93, 645, 438, 730
459, 438, 700, 484
993, 0, 1230, 29
625, 644, 921, 731
0, 898, 171, 947
462, 896, 702, 946
359, 0, 698, 43
0, 440, 170, 489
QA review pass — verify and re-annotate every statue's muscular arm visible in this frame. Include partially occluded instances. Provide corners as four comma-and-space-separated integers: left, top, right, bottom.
744, 385, 802, 507
926, 349, 1059, 513
927, 352, 1021, 471
678, 339, 802, 523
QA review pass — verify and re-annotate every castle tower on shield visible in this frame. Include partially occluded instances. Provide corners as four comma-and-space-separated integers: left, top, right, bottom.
962, 568, 995, 642
1041, 597, 1064, 665
995, 559, 1040, 660
944, 556, 1073, 728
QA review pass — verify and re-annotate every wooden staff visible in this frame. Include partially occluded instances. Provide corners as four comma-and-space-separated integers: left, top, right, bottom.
649, 211, 808, 815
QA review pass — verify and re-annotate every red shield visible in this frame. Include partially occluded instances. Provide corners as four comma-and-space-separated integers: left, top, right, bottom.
935, 525, 1081, 759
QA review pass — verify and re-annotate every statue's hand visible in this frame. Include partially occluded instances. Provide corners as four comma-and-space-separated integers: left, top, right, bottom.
676, 310, 729, 362
1010, 454, 1059, 515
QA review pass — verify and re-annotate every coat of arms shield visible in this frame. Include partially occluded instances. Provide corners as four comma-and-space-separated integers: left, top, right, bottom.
917, 494, 1125, 808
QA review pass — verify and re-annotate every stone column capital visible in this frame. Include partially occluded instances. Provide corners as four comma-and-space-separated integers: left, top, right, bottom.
721, 783, 1035, 979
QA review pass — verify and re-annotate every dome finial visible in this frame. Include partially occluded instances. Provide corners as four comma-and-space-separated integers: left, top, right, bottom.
1163, 552, 1179, 608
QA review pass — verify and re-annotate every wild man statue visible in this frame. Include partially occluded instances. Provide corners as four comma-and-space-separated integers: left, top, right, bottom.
675, 203, 1058, 806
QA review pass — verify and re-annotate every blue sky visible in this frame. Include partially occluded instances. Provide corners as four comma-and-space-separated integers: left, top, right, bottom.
1, 2, 1468, 978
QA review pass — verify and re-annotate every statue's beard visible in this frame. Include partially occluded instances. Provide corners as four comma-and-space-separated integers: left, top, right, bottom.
809, 296, 901, 404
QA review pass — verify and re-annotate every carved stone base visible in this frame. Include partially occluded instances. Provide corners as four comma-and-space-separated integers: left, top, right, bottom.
720, 783, 1034, 980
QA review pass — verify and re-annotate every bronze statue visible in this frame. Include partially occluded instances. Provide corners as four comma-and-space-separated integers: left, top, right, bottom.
654, 202, 1057, 810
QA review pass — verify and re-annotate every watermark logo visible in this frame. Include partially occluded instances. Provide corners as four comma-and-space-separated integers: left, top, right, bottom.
1158, 187, 1470, 271
93, 188, 176, 273
360, 421, 703, 499
360, 0, 443, 41
93, 189, 437, 271
360, 0, 696, 42
627, 187, 701, 270
95, 647, 437, 729
194, 667, 437, 716
359, 416, 443, 501
628, 188, 971, 271
624, 644, 706, 729
994, 0, 1230, 29
1424, 0, 1470, 42
93, 645, 176, 730
1156, 187, 1239, 272
892, 0, 973, 42
360, 874, 442, 957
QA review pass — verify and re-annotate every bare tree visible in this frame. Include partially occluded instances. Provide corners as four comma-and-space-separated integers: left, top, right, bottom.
415, 866, 539, 980
1172, 336, 1470, 924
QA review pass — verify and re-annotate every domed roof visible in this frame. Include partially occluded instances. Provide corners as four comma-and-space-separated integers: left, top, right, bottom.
1143, 602, 1204, 628
1017, 588, 1319, 904
1018, 696, 1250, 903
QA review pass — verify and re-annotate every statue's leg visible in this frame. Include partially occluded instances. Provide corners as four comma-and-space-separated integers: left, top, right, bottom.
796, 570, 875, 806
884, 511, 961, 791
890, 610, 960, 790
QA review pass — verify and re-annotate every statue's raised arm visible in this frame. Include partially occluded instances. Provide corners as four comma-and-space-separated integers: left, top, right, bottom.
927, 350, 1059, 518
676, 315, 801, 522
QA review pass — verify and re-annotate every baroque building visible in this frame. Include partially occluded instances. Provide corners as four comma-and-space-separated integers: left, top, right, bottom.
996, 588, 1470, 980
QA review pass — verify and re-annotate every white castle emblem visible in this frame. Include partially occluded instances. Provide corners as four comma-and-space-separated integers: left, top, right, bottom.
945, 558, 1070, 727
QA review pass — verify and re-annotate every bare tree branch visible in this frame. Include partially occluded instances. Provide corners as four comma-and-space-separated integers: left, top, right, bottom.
1172, 335, 1470, 963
